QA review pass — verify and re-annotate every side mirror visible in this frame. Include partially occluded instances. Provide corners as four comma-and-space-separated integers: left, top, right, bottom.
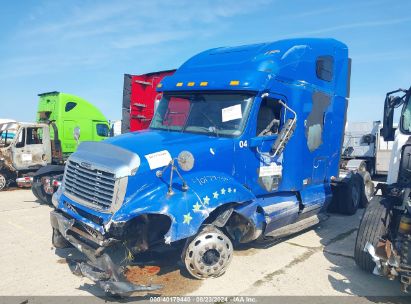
361, 134, 375, 145
381, 95, 397, 141
73, 127, 80, 143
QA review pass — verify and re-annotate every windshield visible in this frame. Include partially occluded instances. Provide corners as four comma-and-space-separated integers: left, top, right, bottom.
0, 123, 17, 147
401, 93, 411, 133
150, 93, 254, 137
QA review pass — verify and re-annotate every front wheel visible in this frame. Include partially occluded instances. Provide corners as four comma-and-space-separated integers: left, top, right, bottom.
32, 176, 52, 204
354, 196, 388, 272
182, 226, 233, 279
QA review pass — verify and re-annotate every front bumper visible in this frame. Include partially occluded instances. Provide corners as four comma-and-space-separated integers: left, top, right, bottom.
50, 210, 162, 296
16, 176, 33, 188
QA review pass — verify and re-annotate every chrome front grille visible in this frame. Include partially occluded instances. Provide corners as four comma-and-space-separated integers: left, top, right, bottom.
64, 160, 116, 210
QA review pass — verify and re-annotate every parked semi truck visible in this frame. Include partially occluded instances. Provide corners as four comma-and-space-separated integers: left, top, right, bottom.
341, 121, 392, 176
122, 70, 176, 134
354, 86, 411, 292
50, 38, 362, 295
0, 92, 109, 198
24, 70, 175, 203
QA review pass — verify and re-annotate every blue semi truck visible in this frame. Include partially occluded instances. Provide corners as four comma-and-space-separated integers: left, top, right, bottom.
50, 38, 360, 295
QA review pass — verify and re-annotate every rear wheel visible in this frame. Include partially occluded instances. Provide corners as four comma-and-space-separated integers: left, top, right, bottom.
359, 171, 374, 208
354, 196, 388, 272
0, 173, 7, 191
337, 173, 362, 215
367, 162, 375, 177
182, 226, 233, 279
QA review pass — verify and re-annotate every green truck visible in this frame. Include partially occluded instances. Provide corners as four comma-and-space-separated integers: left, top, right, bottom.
0, 92, 109, 202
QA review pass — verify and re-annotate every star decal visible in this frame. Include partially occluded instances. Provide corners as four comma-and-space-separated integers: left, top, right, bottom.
213, 191, 219, 199
203, 195, 210, 205
221, 188, 226, 195
228, 188, 232, 193
183, 212, 193, 225
193, 201, 202, 212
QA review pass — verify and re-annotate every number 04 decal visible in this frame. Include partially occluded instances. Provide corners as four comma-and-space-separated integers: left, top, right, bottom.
239, 140, 248, 148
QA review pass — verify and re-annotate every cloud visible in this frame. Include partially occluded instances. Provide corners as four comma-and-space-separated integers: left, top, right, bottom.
112, 31, 191, 49
353, 50, 411, 64
1, 0, 275, 79
284, 17, 411, 37
25, 1, 137, 36
22, 0, 273, 41
0, 53, 109, 79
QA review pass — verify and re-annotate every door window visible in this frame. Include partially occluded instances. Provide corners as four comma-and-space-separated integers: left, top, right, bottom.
256, 99, 282, 136
16, 129, 26, 148
316, 56, 334, 82
96, 124, 109, 137
26, 127, 43, 145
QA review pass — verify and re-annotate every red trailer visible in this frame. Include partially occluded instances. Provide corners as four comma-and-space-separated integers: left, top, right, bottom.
122, 70, 176, 133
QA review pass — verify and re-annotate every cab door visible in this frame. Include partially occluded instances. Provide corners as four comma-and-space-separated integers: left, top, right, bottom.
12, 126, 49, 170
245, 97, 284, 196
238, 95, 300, 234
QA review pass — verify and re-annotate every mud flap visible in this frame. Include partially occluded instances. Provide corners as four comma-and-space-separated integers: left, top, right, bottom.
50, 211, 163, 296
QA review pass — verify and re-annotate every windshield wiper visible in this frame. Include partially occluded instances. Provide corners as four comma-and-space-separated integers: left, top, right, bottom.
201, 112, 220, 137
181, 103, 194, 133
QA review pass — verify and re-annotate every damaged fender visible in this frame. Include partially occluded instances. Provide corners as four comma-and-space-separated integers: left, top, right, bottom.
107, 171, 256, 243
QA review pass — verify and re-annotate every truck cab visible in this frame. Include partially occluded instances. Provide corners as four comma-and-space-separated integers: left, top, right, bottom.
37, 91, 109, 157
354, 86, 411, 292
50, 38, 352, 294
0, 92, 110, 192
0, 122, 51, 189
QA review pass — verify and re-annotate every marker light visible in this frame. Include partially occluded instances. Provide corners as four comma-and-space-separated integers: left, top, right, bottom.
157, 83, 163, 88
176, 82, 183, 87
200, 82, 208, 86
187, 82, 195, 87
230, 80, 240, 86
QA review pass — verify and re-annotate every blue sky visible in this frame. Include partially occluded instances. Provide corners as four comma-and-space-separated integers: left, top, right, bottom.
1, 0, 410, 122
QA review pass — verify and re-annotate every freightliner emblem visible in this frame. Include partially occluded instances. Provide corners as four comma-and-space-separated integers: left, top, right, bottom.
80, 162, 92, 169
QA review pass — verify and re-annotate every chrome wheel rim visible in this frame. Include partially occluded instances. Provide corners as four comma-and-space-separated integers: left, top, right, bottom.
184, 227, 233, 279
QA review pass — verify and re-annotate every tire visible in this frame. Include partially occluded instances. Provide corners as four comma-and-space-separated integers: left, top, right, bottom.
32, 176, 52, 205
0, 172, 7, 191
52, 228, 71, 249
337, 173, 362, 215
367, 162, 375, 178
359, 171, 374, 208
354, 196, 388, 272
182, 226, 233, 279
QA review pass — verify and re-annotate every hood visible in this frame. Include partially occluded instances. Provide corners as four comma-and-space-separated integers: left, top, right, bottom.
103, 129, 234, 174
61, 129, 236, 220
67, 129, 236, 183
